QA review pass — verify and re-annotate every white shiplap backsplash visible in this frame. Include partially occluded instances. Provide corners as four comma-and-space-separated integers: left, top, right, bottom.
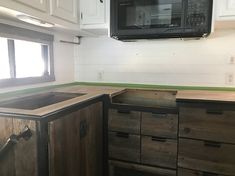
75, 29, 235, 87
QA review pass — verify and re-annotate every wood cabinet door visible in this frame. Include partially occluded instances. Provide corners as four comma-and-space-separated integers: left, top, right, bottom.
80, 0, 105, 25
0, 117, 38, 176
12, 0, 48, 12
50, 0, 78, 23
49, 102, 103, 176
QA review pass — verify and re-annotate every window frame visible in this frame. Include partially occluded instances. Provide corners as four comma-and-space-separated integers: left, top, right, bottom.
0, 23, 55, 88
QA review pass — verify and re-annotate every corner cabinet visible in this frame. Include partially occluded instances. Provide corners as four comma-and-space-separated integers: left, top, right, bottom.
12, 0, 48, 12
50, 0, 78, 23
216, 0, 235, 20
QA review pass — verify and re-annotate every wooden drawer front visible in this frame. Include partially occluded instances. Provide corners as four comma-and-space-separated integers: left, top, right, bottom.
178, 138, 235, 175
178, 168, 226, 176
142, 112, 178, 138
109, 132, 140, 162
179, 107, 235, 144
141, 136, 177, 169
109, 109, 141, 134
109, 160, 176, 176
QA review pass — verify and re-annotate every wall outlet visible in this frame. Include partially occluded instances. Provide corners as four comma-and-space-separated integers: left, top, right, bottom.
228, 56, 235, 65
225, 73, 234, 85
97, 70, 104, 81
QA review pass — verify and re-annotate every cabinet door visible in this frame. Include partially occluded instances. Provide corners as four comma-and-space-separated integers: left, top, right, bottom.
50, 0, 78, 23
80, 0, 105, 25
0, 117, 38, 176
216, 0, 235, 20
49, 102, 103, 176
12, 0, 48, 11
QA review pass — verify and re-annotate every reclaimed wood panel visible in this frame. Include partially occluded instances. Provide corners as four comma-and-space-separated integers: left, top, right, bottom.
13, 119, 38, 176
178, 168, 226, 176
142, 112, 178, 138
0, 117, 14, 176
49, 102, 103, 176
141, 136, 177, 169
109, 132, 140, 163
109, 109, 141, 134
178, 138, 235, 175
179, 107, 235, 144
109, 160, 176, 176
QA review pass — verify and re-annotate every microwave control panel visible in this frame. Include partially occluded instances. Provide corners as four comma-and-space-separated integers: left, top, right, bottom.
186, 0, 211, 33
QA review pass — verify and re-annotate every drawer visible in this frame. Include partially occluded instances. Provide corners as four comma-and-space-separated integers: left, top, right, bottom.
178, 168, 226, 176
109, 160, 176, 176
141, 136, 177, 169
178, 138, 235, 175
109, 132, 140, 162
142, 112, 178, 138
109, 109, 141, 134
179, 107, 235, 143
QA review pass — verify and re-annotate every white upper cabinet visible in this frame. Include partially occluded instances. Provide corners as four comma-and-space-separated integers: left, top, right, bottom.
216, 0, 235, 20
50, 0, 78, 23
80, 0, 106, 26
12, 0, 48, 12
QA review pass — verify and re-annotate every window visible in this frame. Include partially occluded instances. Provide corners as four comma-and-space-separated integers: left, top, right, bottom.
0, 23, 54, 87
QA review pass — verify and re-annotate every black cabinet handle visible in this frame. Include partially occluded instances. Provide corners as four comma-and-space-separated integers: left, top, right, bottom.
0, 126, 32, 159
151, 137, 167, 142
151, 113, 167, 118
116, 132, 129, 138
204, 141, 221, 148
117, 110, 130, 114
206, 109, 223, 115
100, 0, 103, 3
202, 171, 219, 176
80, 120, 88, 138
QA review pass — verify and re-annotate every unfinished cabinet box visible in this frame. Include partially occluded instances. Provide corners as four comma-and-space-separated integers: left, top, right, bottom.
179, 107, 235, 144
109, 131, 140, 163
0, 118, 38, 176
142, 112, 178, 139
141, 136, 177, 169
178, 138, 235, 175
109, 109, 141, 134
109, 160, 176, 176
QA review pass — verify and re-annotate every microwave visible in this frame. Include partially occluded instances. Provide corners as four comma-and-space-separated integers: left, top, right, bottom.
110, 0, 213, 40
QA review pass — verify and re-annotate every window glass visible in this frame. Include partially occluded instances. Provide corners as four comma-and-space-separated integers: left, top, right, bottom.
0, 37, 10, 79
14, 40, 46, 78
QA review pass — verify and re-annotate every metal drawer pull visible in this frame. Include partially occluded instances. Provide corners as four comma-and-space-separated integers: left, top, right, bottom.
151, 113, 167, 118
151, 137, 167, 142
116, 132, 129, 138
206, 109, 223, 115
117, 110, 131, 114
202, 171, 219, 176
204, 141, 221, 148
0, 126, 32, 159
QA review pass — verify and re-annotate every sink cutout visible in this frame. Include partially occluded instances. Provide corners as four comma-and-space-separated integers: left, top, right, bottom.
112, 89, 177, 108
0, 92, 86, 110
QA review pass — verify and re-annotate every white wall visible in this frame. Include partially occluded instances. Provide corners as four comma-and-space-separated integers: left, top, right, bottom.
0, 32, 75, 93
75, 29, 235, 87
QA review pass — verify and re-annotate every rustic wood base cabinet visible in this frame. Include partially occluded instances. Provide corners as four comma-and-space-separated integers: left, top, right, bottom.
0, 96, 104, 176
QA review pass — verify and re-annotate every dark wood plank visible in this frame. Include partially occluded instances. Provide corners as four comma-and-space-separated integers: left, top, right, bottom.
178, 138, 235, 175
49, 102, 103, 176
141, 136, 177, 169
109, 160, 176, 176
0, 117, 14, 176
142, 112, 178, 138
109, 109, 141, 134
109, 132, 140, 163
179, 107, 235, 143
178, 168, 226, 176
